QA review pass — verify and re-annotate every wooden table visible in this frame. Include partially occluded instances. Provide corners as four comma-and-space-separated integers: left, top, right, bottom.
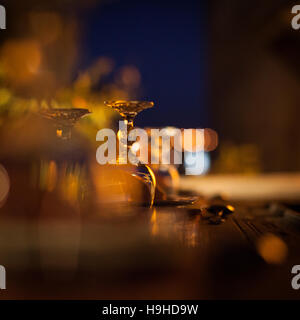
0, 175, 300, 299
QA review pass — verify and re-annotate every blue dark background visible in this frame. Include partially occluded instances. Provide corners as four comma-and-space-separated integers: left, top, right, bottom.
80, 0, 208, 128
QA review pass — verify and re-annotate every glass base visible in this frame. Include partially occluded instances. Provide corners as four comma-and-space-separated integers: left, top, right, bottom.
93, 163, 156, 208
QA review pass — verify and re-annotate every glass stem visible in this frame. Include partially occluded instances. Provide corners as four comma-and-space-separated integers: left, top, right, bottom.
117, 116, 135, 164
125, 116, 134, 148
124, 117, 134, 133
56, 126, 72, 140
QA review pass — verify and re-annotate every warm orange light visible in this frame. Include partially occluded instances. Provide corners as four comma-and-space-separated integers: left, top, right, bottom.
0, 164, 10, 208
46, 161, 58, 192
1, 40, 42, 84
118, 66, 141, 88
204, 128, 218, 152
72, 96, 87, 109
29, 12, 63, 45
56, 129, 63, 138
257, 233, 288, 264
151, 208, 158, 236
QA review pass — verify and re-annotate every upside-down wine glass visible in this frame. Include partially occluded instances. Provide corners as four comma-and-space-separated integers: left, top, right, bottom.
39, 108, 91, 140
104, 100, 156, 207
38, 107, 91, 202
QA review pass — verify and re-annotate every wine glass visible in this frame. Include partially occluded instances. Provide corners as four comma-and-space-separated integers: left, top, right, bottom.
39, 108, 91, 140
37, 107, 91, 205
104, 100, 156, 207
37, 107, 92, 275
144, 127, 180, 195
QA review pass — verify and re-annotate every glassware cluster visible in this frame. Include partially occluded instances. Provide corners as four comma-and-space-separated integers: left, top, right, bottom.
39, 101, 157, 208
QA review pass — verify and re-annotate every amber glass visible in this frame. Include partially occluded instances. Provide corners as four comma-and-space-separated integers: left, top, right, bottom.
39, 108, 91, 140
104, 100, 156, 207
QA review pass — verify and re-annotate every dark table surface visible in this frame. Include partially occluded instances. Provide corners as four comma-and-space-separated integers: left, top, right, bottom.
0, 188, 300, 299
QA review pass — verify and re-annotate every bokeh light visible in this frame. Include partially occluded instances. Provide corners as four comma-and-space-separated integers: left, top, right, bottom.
256, 233, 288, 265
1, 40, 42, 85
29, 11, 63, 45
0, 164, 10, 208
